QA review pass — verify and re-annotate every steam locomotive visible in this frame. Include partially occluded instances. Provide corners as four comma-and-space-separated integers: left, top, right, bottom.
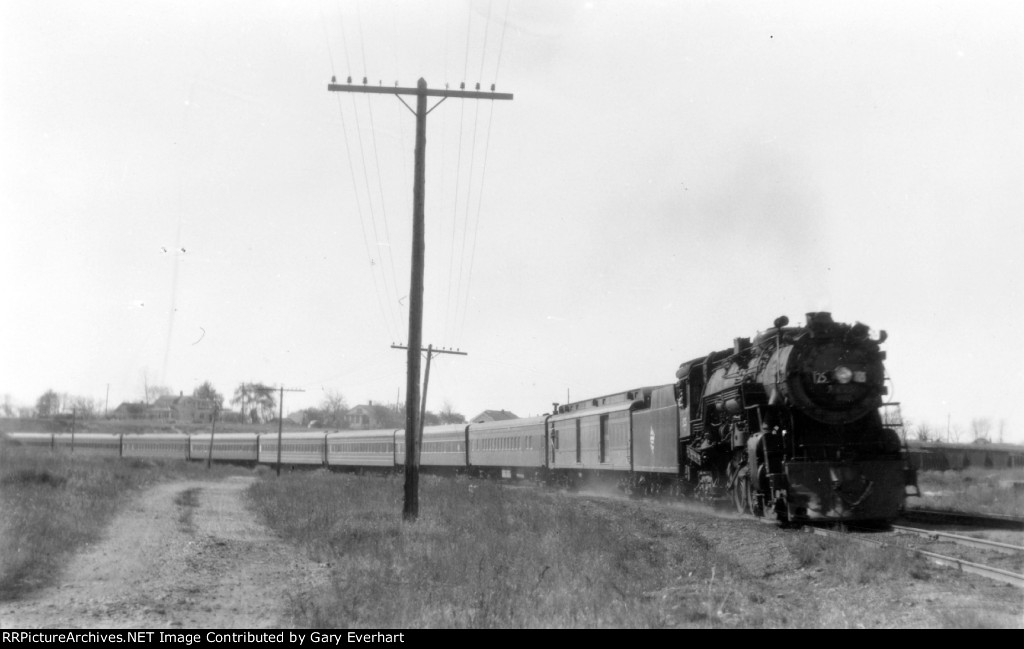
4, 312, 916, 525
671, 311, 915, 522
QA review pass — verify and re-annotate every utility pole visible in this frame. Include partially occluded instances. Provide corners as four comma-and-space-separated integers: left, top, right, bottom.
105, 383, 110, 417
392, 344, 467, 464
276, 386, 306, 477
329, 77, 512, 521
206, 408, 217, 470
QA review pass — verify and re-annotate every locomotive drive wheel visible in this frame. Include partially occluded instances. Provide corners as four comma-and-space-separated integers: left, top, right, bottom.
732, 472, 749, 514
748, 478, 763, 517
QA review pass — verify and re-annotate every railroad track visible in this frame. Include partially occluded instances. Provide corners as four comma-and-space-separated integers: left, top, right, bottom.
888, 524, 1024, 555
810, 526, 1024, 589
900, 508, 1024, 531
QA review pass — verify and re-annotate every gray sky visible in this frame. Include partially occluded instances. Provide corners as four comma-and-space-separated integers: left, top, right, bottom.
2, 1, 1021, 442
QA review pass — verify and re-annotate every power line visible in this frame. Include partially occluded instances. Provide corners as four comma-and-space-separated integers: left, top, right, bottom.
328, 78, 512, 522
456, 0, 512, 341
321, 5, 401, 342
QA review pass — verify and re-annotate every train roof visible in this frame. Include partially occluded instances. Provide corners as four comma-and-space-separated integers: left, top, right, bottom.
469, 415, 548, 432
325, 428, 400, 440
257, 430, 328, 440
189, 431, 259, 441
420, 423, 469, 436
555, 387, 654, 414
122, 432, 190, 440
549, 399, 643, 422
905, 439, 1024, 453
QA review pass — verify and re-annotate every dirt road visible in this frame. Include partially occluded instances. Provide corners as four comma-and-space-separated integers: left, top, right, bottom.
0, 476, 328, 629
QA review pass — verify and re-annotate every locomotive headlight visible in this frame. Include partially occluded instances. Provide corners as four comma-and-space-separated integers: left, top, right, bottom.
834, 366, 853, 384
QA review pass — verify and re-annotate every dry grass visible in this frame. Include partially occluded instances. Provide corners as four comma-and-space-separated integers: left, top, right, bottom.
246, 472, 758, 628
786, 532, 931, 585
911, 467, 1024, 517
0, 437, 242, 600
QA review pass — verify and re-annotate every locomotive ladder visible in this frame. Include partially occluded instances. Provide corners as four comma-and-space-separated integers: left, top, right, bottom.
879, 402, 906, 442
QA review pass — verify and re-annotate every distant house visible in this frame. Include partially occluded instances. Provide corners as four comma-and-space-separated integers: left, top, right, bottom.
470, 409, 519, 424
148, 395, 177, 420
345, 403, 382, 430
112, 393, 215, 423
172, 394, 216, 423
110, 402, 148, 420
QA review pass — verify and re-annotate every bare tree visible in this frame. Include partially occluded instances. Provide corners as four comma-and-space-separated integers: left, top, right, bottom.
71, 396, 98, 419
140, 369, 172, 405
1, 393, 15, 418
970, 417, 991, 442
439, 400, 466, 424
948, 422, 963, 443
320, 390, 348, 428
914, 420, 932, 442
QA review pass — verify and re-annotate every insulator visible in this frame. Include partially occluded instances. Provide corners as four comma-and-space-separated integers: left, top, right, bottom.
331, 75, 336, 83
460, 82, 465, 89
490, 84, 495, 91
347, 76, 352, 83
475, 82, 480, 90
362, 76, 367, 84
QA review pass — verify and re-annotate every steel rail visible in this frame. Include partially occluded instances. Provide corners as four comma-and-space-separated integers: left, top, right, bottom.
901, 508, 1024, 530
810, 527, 1024, 589
889, 524, 1024, 555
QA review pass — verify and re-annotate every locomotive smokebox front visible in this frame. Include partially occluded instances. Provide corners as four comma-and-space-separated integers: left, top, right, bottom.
763, 313, 887, 426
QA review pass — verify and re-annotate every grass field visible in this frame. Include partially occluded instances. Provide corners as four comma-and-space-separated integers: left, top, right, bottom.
246, 471, 760, 628
244, 470, 1008, 629
910, 467, 1024, 517
0, 438, 242, 601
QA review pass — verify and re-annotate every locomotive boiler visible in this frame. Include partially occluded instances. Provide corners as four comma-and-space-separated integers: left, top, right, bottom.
676, 312, 914, 523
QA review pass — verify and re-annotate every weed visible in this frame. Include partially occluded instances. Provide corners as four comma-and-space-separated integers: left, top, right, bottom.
784, 532, 930, 586
175, 488, 201, 530
247, 472, 738, 628
912, 467, 1024, 517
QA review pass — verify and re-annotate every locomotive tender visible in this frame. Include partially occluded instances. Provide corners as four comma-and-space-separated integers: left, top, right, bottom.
4, 313, 915, 524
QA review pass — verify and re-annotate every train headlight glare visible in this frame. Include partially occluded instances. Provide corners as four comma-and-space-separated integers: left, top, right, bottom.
834, 366, 853, 384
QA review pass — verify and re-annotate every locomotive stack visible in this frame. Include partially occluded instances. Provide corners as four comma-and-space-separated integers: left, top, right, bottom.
4, 312, 918, 525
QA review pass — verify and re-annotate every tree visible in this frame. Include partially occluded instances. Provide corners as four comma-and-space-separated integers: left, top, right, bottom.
948, 423, 963, 443
320, 390, 348, 427
2, 394, 15, 418
71, 396, 98, 419
371, 403, 405, 429
36, 390, 61, 418
913, 421, 932, 442
970, 418, 992, 443
231, 382, 276, 423
193, 381, 224, 415
438, 400, 466, 424
139, 369, 172, 405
